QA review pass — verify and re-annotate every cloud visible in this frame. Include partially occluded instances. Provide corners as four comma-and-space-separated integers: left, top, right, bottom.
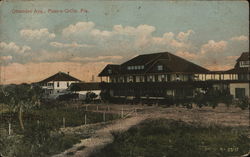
20, 28, 55, 40
0, 42, 31, 53
226, 55, 239, 60
175, 51, 199, 60
200, 40, 227, 54
0, 56, 13, 61
62, 21, 193, 51
70, 55, 123, 62
204, 64, 232, 71
177, 30, 194, 41
50, 42, 94, 48
230, 35, 248, 41
62, 22, 95, 36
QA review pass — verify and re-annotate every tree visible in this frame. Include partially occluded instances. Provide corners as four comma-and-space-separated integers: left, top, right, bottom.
1, 84, 43, 130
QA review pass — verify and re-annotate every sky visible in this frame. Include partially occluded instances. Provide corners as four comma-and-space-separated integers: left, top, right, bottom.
0, 0, 249, 84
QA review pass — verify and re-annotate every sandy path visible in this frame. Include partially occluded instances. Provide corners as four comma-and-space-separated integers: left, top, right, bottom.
52, 114, 149, 157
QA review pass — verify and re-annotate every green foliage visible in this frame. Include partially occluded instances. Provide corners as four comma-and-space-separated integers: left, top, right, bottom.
233, 97, 250, 110
0, 106, 120, 157
91, 119, 250, 157
1, 84, 43, 109
0, 126, 80, 157
194, 87, 233, 109
86, 92, 98, 103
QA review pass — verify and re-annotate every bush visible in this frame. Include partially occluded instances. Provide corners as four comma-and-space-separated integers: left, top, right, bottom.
233, 97, 249, 110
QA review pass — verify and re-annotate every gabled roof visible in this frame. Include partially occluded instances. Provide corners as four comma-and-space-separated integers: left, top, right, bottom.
225, 52, 249, 74
98, 64, 120, 76
98, 52, 209, 76
237, 52, 249, 62
38, 72, 81, 83
120, 52, 209, 74
69, 82, 100, 91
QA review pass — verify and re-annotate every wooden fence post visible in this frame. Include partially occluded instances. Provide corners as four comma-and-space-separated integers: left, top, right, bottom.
8, 123, 11, 135
96, 105, 99, 111
63, 117, 65, 128
84, 114, 87, 125
103, 111, 106, 122
121, 107, 124, 118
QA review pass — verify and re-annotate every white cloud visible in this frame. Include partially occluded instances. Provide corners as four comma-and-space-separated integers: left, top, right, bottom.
230, 35, 248, 41
50, 42, 94, 48
200, 40, 227, 54
175, 51, 199, 60
0, 42, 31, 53
70, 55, 123, 62
62, 22, 95, 36
20, 28, 55, 40
177, 30, 194, 41
62, 21, 193, 51
0, 55, 13, 61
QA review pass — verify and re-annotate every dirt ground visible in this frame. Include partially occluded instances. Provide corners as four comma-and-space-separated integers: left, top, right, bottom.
52, 103, 250, 157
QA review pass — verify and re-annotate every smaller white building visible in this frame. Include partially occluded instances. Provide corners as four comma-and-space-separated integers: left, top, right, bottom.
37, 72, 81, 99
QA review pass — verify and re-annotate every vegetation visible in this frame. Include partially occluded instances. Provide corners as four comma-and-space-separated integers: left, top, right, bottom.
194, 88, 234, 108
0, 84, 119, 157
0, 106, 119, 157
91, 119, 250, 157
233, 97, 249, 110
0, 84, 43, 130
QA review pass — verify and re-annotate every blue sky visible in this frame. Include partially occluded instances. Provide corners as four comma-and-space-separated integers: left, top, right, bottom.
0, 0, 249, 84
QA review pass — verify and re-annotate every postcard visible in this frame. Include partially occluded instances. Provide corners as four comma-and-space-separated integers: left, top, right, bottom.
0, 0, 249, 157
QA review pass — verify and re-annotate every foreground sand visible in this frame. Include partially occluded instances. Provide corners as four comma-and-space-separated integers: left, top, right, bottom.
52, 104, 249, 157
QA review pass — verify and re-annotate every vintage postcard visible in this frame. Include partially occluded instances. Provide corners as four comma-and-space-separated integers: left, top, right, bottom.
0, 0, 249, 157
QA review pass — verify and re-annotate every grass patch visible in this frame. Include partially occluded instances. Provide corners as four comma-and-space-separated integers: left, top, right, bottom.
0, 105, 119, 157
91, 119, 250, 157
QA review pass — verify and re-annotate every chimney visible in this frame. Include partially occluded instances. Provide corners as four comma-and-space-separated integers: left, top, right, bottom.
67, 72, 70, 75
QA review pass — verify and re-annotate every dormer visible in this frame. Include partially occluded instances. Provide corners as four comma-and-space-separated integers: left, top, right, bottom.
236, 52, 249, 68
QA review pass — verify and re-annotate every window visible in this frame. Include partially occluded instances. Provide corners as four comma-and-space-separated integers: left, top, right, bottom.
176, 74, 180, 81
235, 88, 246, 99
157, 65, 163, 71
129, 76, 133, 82
240, 61, 250, 67
149, 75, 153, 82
141, 65, 144, 70
139, 76, 144, 82
108, 69, 112, 74
57, 82, 59, 87
67, 82, 69, 87
127, 66, 131, 70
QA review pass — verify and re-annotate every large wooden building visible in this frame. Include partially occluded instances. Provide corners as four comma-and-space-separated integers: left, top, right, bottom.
98, 52, 249, 103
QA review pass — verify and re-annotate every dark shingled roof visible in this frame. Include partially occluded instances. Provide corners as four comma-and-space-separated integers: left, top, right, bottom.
225, 52, 250, 74
237, 52, 249, 61
38, 72, 81, 83
69, 82, 100, 91
98, 52, 209, 76
98, 64, 120, 76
